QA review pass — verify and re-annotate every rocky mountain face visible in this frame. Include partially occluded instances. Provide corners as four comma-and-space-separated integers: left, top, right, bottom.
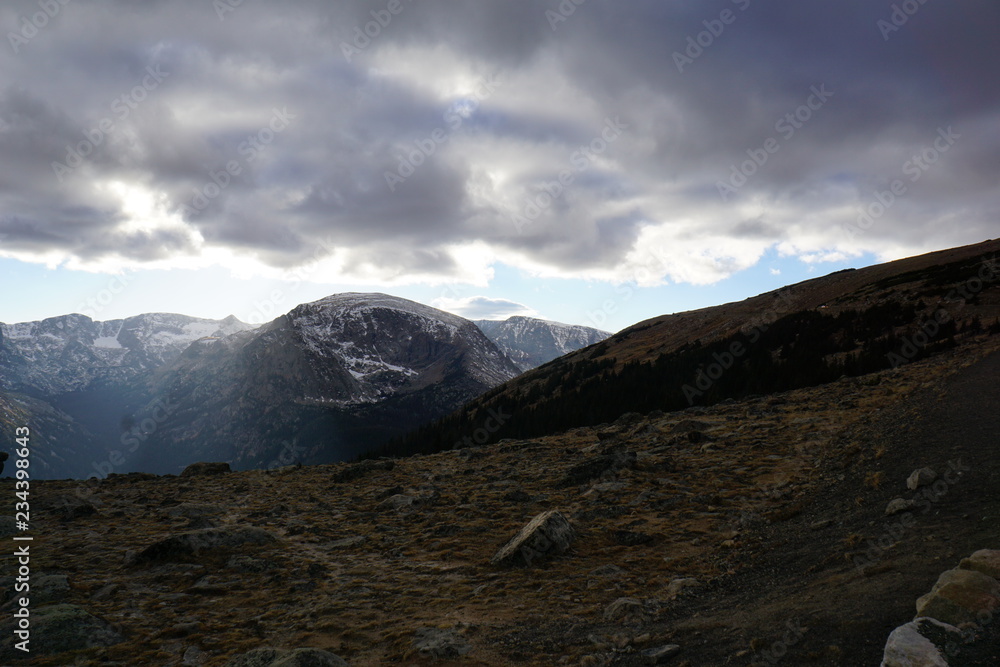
0, 313, 256, 479
125, 294, 521, 474
474, 316, 610, 372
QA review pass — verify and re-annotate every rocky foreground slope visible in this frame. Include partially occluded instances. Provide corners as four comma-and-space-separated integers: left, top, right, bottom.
4, 331, 998, 665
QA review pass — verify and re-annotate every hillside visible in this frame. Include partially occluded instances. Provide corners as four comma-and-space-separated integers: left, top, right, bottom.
6, 327, 999, 665
388, 240, 1000, 456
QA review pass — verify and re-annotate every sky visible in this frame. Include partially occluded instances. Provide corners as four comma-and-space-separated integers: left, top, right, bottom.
1, 0, 998, 332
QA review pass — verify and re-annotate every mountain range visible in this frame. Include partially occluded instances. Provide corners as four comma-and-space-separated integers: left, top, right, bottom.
0, 296, 604, 478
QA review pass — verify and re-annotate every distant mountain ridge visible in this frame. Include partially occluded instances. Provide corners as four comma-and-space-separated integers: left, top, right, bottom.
474, 316, 611, 371
0, 293, 523, 477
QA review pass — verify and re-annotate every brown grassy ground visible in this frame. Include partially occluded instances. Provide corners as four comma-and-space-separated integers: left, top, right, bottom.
4, 333, 1000, 666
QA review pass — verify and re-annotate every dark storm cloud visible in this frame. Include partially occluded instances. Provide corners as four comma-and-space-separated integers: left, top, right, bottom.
0, 0, 997, 281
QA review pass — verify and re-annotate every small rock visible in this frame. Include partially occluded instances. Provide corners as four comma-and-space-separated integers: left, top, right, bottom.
332, 458, 394, 483
377, 494, 417, 511
412, 627, 472, 659
810, 519, 832, 530
666, 578, 701, 599
180, 462, 231, 477
224, 647, 349, 666
906, 468, 938, 491
603, 597, 644, 622
885, 498, 917, 516
641, 644, 682, 664
502, 489, 532, 503
490, 510, 576, 567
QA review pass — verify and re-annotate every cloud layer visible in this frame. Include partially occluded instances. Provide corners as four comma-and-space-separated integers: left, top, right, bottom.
1, 0, 997, 286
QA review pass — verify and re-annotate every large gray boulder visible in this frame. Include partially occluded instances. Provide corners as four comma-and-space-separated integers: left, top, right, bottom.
490, 510, 575, 567
881, 617, 961, 667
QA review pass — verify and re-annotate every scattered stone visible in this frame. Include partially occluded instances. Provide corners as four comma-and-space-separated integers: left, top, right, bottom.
332, 458, 395, 483
810, 519, 832, 530
881, 617, 962, 667
36, 494, 97, 520
641, 644, 682, 664
165, 503, 224, 520
180, 462, 231, 477
590, 564, 626, 578
412, 627, 472, 660
960, 549, 1000, 580
885, 498, 917, 516
0, 604, 122, 659
134, 526, 278, 565
666, 578, 701, 599
224, 647, 349, 666
906, 467, 938, 491
603, 597, 644, 622
490, 510, 576, 567
377, 494, 417, 511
